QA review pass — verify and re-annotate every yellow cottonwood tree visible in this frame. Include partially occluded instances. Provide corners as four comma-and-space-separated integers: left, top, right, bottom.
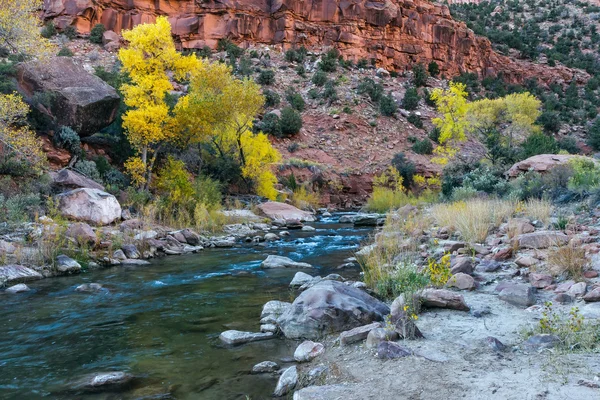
118, 16, 199, 188
0, 94, 46, 172
0, 0, 52, 58
430, 82, 470, 164
175, 61, 281, 199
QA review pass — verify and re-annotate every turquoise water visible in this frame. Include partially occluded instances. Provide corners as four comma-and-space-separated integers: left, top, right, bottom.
0, 217, 372, 399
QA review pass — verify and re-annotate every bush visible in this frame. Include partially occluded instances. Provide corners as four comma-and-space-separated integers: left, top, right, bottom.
391, 153, 416, 187
290, 186, 320, 210
263, 89, 280, 108
537, 110, 561, 133
520, 132, 559, 159
256, 69, 275, 85
423, 89, 436, 107
198, 46, 212, 58
89, 24, 106, 44
57, 46, 73, 57
236, 56, 253, 77
286, 90, 305, 111
0, 193, 41, 223
428, 127, 441, 143
260, 113, 282, 136
406, 114, 423, 128
357, 78, 383, 102
428, 61, 440, 77
402, 87, 420, 110
412, 63, 428, 87
295, 64, 306, 77
63, 26, 77, 40
311, 71, 327, 86
74, 159, 101, 182
379, 93, 397, 117
41, 23, 57, 39
357, 58, 369, 69
587, 118, 600, 150
322, 80, 338, 102
411, 139, 433, 155
462, 165, 508, 194
103, 168, 128, 189
280, 107, 303, 136
558, 137, 580, 154
441, 161, 478, 198
319, 48, 339, 72
568, 157, 600, 192
308, 88, 320, 99
285, 47, 307, 63
54, 126, 81, 154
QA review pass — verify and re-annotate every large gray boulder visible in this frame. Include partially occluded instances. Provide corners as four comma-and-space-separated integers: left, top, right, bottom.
17, 57, 120, 136
256, 202, 316, 222
50, 169, 105, 191
0, 265, 42, 286
57, 188, 122, 226
277, 280, 390, 339
261, 255, 313, 269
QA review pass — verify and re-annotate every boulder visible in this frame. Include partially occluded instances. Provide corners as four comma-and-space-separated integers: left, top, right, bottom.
516, 231, 569, 249
56, 255, 82, 274
498, 284, 536, 307
57, 188, 122, 226
0, 265, 43, 286
50, 169, 105, 191
65, 222, 97, 246
261, 255, 313, 269
568, 282, 587, 298
353, 214, 383, 226
121, 244, 140, 259
5, 283, 31, 293
447, 272, 475, 290
278, 280, 389, 339
71, 371, 134, 392
366, 328, 399, 348
529, 273, 553, 289
102, 30, 119, 45
274, 366, 297, 397
290, 271, 316, 287
256, 202, 316, 222
294, 340, 325, 362
75, 283, 103, 292
181, 229, 201, 245
583, 287, 600, 302
376, 341, 412, 359
522, 334, 560, 350
507, 218, 535, 235
264, 233, 279, 241
251, 361, 279, 374
515, 255, 538, 268
0, 240, 17, 254
419, 289, 470, 311
450, 256, 473, 275
219, 330, 274, 345
338, 322, 382, 346
261, 300, 292, 319
507, 154, 595, 178
17, 57, 120, 136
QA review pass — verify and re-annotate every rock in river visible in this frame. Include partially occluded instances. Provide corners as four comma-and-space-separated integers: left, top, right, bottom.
0, 265, 42, 286
219, 330, 274, 345
261, 255, 313, 269
252, 361, 279, 374
277, 280, 390, 339
71, 371, 134, 392
274, 366, 298, 397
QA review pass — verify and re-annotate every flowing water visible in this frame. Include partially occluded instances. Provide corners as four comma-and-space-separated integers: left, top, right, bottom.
0, 216, 372, 399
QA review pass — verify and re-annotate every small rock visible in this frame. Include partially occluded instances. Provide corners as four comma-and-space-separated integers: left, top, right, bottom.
294, 340, 325, 362
261, 300, 292, 319
65, 222, 97, 246
485, 336, 507, 352
56, 254, 82, 274
338, 322, 382, 346
553, 293, 573, 304
73, 371, 134, 392
583, 287, 600, 302
493, 247, 513, 261
112, 249, 127, 260
554, 280, 575, 293
515, 255, 538, 268
301, 226, 316, 232
264, 233, 279, 241
584, 270, 599, 279
529, 273, 553, 289
121, 244, 141, 259
75, 283, 103, 292
219, 330, 274, 345
261, 255, 313, 269
5, 283, 30, 293
447, 272, 475, 290
516, 231, 569, 249
273, 366, 297, 397
498, 284, 536, 307
568, 282, 587, 298
476, 260, 502, 273
251, 361, 279, 374
419, 289, 470, 311
260, 324, 278, 333
523, 334, 560, 350
376, 341, 412, 359
507, 218, 535, 235
450, 256, 473, 275
290, 271, 315, 288
366, 328, 399, 349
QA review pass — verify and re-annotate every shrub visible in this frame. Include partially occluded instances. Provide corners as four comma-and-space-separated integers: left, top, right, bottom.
57, 46, 73, 57
557, 137, 580, 154
402, 87, 420, 110
0, 193, 41, 223
412, 63, 428, 87
423, 89, 436, 107
53, 126, 81, 154
311, 71, 327, 86
260, 112, 282, 136
103, 168, 128, 189
285, 47, 307, 63
74, 159, 101, 182
431, 199, 516, 243
441, 161, 477, 198
568, 157, 600, 192
537, 110, 561, 133
462, 165, 508, 194
357, 58, 369, 69
407, 114, 423, 128
428, 254, 451, 287
391, 153, 416, 187
263, 89, 280, 107
280, 107, 302, 136
357, 78, 384, 102
236, 56, 253, 77
428, 127, 441, 143
411, 139, 433, 155
41, 23, 57, 39
308, 88, 320, 99
548, 244, 588, 279
587, 118, 600, 150
379, 93, 397, 117
256, 69, 275, 85
198, 46, 212, 58
322, 80, 338, 102
295, 64, 306, 77
89, 24, 106, 44
428, 61, 440, 77
286, 90, 305, 111
319, 48, 339, 72
520, 132, 559, 159
290, 186, 320, 210
63, 26, 77, 40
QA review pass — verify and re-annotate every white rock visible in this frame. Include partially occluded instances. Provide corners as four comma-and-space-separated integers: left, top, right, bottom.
57, 188, 122, 226
261, 255, 313, 269
274, 366, 298, 397
5, 283, 30, 293
219, 330, 274, 345
294, 340, 325, 362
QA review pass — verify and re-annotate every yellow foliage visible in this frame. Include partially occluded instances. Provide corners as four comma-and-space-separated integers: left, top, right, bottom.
291, 186, 321, 210
153, 157, 195, 207
0, 0, 53, 58
0, 93, 46, 172
124, 157, 147, 187
428, 253, 452, 287
373, 166, 404, 191
431, 82, 470, 144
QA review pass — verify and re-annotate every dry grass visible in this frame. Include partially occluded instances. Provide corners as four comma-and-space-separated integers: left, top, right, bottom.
431, 199, 516, 244
523, 198, 553, 225
548, 244, 589, 279
365, 188, 438, 213
290, 186, 321, 210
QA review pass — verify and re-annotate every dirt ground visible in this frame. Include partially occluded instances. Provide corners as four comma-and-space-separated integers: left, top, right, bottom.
294, 288, 600, 400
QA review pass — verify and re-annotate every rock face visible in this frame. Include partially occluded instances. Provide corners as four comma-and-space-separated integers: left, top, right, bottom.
57, 188, 122, 226
507, 155, 596, 178
17, 57, 120, 136
256, 202, 316, 222
42, 0, 584, 83
278, 280, 390, 339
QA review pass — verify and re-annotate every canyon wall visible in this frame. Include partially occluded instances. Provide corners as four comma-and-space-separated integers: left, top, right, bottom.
43, 0, 585, 84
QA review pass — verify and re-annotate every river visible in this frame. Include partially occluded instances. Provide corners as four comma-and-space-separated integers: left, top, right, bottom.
0, 215, 372, 399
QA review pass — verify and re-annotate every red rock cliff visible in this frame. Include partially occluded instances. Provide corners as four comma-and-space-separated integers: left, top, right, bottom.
43, 0, 585, 83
